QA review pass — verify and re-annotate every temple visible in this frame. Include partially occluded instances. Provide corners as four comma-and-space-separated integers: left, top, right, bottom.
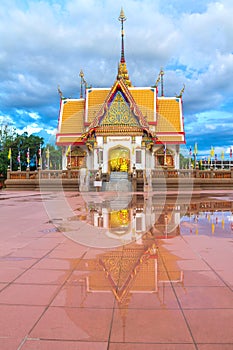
56, 8, 185, 176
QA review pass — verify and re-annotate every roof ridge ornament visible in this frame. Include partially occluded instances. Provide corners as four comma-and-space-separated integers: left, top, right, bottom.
79, 69, 91, 98
153, 68, 165, 96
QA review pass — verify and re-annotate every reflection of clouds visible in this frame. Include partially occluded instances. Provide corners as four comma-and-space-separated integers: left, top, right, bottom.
181, 206, 233, 236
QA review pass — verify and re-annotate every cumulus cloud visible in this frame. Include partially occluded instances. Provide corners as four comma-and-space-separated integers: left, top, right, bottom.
0, 0, 232, 155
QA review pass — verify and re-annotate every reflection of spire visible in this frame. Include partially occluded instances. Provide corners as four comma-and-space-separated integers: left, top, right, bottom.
117, 8, 132, 86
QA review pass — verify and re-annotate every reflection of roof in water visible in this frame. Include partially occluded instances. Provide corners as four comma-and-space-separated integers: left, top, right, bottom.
81, 240, 183, 306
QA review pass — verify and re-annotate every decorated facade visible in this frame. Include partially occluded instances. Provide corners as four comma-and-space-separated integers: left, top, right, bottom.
56, 9, 185, 175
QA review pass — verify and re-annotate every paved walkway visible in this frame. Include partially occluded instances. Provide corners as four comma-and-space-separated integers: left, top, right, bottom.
0, 190, 232, 350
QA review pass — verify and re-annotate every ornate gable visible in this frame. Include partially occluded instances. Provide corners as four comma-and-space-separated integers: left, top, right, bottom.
85, 78, 152, 137
100, 91, 139, 127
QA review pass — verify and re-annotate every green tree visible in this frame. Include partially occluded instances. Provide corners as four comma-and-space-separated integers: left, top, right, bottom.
0, 126, 44, 177
10, 132, 44, 171
42, 144, 62, 169
179, 153, 190, 169
0, 125, 17, 177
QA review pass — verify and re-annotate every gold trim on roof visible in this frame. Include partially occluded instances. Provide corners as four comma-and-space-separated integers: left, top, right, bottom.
95, 125, 143, 135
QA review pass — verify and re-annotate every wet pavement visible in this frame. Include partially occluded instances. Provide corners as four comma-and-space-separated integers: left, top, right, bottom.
0, 189, 233, 350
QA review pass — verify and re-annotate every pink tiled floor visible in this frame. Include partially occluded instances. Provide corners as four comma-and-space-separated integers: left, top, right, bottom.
0, 190, 232, 349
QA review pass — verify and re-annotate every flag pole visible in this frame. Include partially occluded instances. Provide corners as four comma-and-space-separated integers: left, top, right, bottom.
164, 143, 167, 166
230, 148, 232, 169
27, 147, 30, 170
8, 148, 12, 171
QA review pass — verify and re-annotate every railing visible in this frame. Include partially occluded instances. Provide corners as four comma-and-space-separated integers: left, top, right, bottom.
6, 168, 233, 181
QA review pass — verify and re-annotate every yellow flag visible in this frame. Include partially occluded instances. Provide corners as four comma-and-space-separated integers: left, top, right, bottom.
210, 146, 215, 157
194, 143, 198, 155
66, 145, 71, 156
8, 148, 11, 160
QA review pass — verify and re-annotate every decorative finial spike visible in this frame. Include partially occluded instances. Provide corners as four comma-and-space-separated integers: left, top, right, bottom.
57, 85, 63, 99
79, 70, 84, 98
118, 7, 126, 21
160, 67, 165, 97
116, 8, 132, 86
118, 7, 126, 63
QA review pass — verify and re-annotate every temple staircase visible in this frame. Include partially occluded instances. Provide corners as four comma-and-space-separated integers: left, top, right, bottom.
103, 172, 131, 191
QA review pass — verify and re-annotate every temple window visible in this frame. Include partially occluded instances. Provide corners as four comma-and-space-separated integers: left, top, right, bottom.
136, 150, 142, 164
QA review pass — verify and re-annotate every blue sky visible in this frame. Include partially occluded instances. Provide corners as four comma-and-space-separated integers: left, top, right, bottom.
0, 0, 233, 159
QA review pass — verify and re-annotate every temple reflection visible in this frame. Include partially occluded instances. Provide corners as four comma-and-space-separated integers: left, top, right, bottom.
59, 193, 233, 339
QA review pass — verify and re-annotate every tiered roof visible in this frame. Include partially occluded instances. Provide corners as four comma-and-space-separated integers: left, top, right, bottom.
56, 9, 185, 146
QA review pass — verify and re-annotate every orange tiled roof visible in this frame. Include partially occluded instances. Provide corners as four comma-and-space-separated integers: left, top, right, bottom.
130, 88, 156, 122
57, 91, 185, 144
156, 98, 182, 133
86, 89, 110, 123
156, 135, 184, 142
56, 136, 83, 145
59, 100, 85, 134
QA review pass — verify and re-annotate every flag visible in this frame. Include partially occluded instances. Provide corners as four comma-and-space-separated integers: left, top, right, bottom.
164, 143, 166, 155
215, 154, 217, 161
27, 148, 30, 165
189, 146, 192, 156
221, 150, 224, 160
46, 148, 50, 159
207, 156, 210, 164
230, 148, 232, 158
194, 143, 198, 155
210, 146, 215, 157
8, 148, 11, 160
38, 144, 42, 167
66, 145, 71, 156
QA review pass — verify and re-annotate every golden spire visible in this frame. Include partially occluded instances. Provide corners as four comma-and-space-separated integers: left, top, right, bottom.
118, 7, 126, 63
79, 70, 84, 98
160, 67, 164, 97
117, 8, 132, 87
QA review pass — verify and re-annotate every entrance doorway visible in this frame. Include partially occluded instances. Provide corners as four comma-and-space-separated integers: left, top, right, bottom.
109, 147, 130, 172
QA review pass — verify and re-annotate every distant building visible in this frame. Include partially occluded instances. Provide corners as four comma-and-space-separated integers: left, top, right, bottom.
56, 9, 185, 174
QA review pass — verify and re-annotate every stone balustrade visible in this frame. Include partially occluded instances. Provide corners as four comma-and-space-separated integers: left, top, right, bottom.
3, 168, 233, 191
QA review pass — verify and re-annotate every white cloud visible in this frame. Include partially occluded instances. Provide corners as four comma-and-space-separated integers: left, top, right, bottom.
0, 0, 232, 153
16, 124, 43, 135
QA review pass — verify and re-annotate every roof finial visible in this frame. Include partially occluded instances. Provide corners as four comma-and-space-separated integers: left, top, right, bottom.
79, 70, 84, 98
79, 70, 91, 98
160, 67, 164, 97
117, 8, 132, 86
118, 7, 126, 63
176, 84, 185, 98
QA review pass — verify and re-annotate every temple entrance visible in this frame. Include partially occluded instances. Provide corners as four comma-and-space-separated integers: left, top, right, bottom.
109, 146, 130, 172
